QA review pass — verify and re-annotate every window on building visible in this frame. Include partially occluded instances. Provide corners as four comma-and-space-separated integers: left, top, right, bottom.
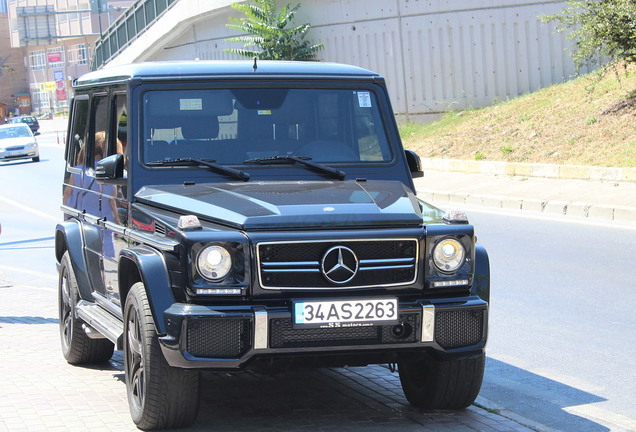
29, 50, 46, 71
68, 44, 88, 65
32, 90, 50, 113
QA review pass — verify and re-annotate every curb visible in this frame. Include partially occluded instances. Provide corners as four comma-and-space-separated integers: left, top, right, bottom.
418, 190, 636, 223
474, 396, 557, 432
421, 158, 636, 183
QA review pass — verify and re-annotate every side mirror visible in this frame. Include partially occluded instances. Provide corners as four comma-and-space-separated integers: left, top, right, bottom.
34, 131, 41, 136
96, 153, 125, 182
404, 149, 423, 178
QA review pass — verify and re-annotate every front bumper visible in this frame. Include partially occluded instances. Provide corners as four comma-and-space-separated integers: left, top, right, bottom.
0, 149, 38, 161
159, 297, 488, 369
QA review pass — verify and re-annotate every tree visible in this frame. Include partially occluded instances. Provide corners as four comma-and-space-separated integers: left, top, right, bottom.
224, 0, 324, 61
542, 0, 636, 72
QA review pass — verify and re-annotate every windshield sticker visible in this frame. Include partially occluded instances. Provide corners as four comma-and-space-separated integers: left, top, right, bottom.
180, 99, 203, 111
357, 92, 372, 108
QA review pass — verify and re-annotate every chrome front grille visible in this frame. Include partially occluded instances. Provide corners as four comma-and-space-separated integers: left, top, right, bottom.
257, 238, 418, 289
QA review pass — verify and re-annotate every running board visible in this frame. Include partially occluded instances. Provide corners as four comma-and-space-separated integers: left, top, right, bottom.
76, 300, 124, 349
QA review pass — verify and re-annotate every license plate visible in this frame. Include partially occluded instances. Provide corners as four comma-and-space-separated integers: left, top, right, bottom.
293, 298, 399, 329
8, 151, 23, 156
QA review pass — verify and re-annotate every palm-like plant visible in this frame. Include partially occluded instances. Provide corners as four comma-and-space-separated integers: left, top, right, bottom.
224, 0, 324, 61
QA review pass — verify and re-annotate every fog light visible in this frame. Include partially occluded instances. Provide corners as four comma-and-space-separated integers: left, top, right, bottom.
196, 288, 242, 295
432, 279, 469, 288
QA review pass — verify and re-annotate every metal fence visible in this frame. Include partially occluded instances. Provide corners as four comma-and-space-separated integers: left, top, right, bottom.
91, 0, 178, 70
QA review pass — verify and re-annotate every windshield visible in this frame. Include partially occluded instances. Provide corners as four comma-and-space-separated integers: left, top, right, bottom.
142, 87, 393, 166
0, 126, 32, 139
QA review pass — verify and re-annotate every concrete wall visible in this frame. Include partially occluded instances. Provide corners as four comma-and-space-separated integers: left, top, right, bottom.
106, 0, 586, 117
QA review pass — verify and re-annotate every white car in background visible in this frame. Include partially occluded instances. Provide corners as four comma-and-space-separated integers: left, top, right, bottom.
0, 123, 40, 163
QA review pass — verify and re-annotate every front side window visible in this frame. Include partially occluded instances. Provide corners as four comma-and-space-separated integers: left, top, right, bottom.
142, 88, 393, 165
85, 95, 110, 174
67, 98, 89, 168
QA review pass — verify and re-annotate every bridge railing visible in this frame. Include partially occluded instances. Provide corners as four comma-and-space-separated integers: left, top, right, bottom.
91, 0, 178, 70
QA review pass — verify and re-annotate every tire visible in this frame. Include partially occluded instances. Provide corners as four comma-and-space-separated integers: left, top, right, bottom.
398, 353, 485, 410
32, 156, 40, 162
58, 252, 114, 364
124, 282, 200, 430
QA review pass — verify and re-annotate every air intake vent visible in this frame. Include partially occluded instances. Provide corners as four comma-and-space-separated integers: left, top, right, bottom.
186, 318, 251, 358
154, 223, 167, 236
435, 309, 484, 349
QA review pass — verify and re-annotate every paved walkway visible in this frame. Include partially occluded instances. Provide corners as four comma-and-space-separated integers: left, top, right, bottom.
414, 169, 636, 223
0, 283, 534, 432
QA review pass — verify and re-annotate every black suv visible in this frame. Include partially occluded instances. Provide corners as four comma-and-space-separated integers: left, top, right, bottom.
55, 61, 489, 430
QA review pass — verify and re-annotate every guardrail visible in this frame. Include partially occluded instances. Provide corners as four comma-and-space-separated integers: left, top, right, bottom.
91, 0, 178, 70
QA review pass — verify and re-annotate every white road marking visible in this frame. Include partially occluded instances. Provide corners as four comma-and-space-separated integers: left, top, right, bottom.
0, 196, 59, 222
0, 264, 57, 281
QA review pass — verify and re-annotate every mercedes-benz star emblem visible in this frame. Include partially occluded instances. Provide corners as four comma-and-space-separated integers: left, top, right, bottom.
321, 246, 359, 284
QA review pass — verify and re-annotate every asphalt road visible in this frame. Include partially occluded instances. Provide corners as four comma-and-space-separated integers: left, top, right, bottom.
1, 132, 635, 431
0, 133, 62, 288
464, 208, 636, 432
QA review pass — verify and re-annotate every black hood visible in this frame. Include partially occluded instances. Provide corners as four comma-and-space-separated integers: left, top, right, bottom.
134, 180, 423, 230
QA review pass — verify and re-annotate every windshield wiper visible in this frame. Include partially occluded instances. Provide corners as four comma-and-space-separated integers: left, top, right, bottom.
243, 155, 346, 180
146, 158, 250, 181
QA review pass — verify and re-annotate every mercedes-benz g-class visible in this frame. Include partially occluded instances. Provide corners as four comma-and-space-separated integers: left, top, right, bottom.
55, 60, 489, 430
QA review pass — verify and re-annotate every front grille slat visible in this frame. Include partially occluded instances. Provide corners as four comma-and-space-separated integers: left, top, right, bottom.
258, 239, 418, 289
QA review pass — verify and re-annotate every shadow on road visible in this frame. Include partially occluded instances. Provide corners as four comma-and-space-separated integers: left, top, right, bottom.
482, 357, 611, 432
0, 236, 55, 249
0, 316, 58, 325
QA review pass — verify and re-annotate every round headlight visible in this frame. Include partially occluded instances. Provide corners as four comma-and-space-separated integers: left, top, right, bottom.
197, 245, 232, 281
433, 238, 466, 272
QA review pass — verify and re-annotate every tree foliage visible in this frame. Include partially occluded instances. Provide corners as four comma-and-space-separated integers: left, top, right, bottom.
542, 0, 636, 71
224, 0, 324, 61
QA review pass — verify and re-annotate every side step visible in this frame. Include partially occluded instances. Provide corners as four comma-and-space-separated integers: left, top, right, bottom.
76, 300, 124, 349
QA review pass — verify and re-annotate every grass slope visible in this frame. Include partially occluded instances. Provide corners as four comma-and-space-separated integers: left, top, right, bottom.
400, 67, 636, 168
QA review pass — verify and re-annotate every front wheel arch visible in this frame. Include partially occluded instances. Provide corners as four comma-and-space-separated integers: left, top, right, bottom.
118, 247, 176, 335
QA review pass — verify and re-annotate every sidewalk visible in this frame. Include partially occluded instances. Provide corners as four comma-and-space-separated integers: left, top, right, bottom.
0, 283, 536, 432
38, 118, 67, 134
414, 160, 636, 223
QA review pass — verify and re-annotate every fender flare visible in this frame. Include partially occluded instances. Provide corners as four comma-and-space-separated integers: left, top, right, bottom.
119, 246, 176, 335
472, 244, 490, 303
55, 220, 93, 300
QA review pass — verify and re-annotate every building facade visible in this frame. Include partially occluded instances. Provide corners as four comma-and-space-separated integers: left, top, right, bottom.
0, 0, 28, 121
5, 0, 133, 114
